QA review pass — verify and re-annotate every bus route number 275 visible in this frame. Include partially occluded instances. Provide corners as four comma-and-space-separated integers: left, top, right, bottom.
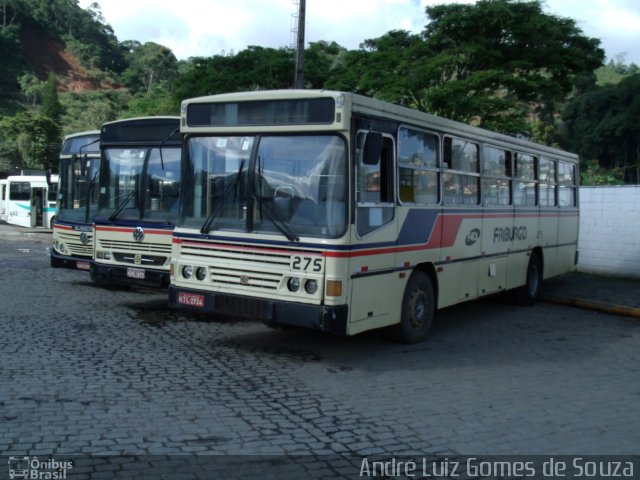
290, 255, 323, 273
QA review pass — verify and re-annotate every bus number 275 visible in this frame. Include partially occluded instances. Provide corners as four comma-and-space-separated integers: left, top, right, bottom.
291, 256, 323, 272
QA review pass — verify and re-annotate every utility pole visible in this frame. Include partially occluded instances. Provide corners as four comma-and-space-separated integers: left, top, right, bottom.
293, 0, 306, 89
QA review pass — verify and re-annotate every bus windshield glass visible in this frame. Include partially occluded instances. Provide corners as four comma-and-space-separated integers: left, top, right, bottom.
180, 134, 347, 238
98, 147, 181, 222
57, 156, 100, 222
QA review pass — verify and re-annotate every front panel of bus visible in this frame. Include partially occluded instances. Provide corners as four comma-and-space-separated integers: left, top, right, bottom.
51, 132, 100, 270
91, 117, 181, 288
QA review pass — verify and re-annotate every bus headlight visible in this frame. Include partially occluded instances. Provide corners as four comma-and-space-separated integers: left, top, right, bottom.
182, 265, 193, 279
195, 267, 207, 281
304, 279, 318, 295
287, 277, 301, 292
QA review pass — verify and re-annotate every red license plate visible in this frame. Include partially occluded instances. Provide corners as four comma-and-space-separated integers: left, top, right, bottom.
177, 292, 205, 307
127, 268, 145, 279
76, 261, 90, 271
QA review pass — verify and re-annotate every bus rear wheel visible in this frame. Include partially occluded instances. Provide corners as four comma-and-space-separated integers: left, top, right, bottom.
515, 253, 542, 306
390, 271, 435, 344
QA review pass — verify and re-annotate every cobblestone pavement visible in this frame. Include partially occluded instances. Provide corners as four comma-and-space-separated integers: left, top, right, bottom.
1, 224, 639, 478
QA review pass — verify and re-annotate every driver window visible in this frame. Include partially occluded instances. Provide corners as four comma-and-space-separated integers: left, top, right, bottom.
356, 131, 395, 236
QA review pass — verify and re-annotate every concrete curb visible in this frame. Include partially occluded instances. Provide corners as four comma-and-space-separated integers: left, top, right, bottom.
541, 294, 640, 319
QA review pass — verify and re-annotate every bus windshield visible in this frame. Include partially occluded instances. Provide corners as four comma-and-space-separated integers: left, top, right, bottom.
180, 134, 347, 238
98, 146, 181, 222
57, 156, 100, 223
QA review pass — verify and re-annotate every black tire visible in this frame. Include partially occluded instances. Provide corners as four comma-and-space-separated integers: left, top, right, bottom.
390, 271, 435, 344
515, 254, 542, 306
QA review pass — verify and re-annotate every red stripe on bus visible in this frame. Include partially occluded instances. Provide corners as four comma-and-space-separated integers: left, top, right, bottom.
53, 224, 74, 231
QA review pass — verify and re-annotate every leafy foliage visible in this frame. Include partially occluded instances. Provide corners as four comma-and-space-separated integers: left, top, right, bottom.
121, 41, 179, 94
0, 0, 636, 185
564, 74, 640, 183
172, 47, 294, 101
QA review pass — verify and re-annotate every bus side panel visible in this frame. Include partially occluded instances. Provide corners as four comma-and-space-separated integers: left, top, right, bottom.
505, 209, 539, 290
437, 211, 482, 307
6, 201, 32, 228
539, 208, 559, 278
478, 208, 513, 296
348, 271, 406, 335
556, 209, 579, 275
348, 220, 403, 328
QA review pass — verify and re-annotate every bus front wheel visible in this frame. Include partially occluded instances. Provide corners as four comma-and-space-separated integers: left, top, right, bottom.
390, 271, 435, 344
515, 253, 542, 306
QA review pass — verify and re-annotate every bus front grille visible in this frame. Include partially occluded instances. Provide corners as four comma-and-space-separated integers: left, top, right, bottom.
179, 241, 316, 291
98, 239, 171, 254
57, 231, 93, 256
112, 252, 168, 267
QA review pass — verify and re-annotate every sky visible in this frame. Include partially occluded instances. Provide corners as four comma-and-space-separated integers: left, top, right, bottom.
79, 0, 640, 65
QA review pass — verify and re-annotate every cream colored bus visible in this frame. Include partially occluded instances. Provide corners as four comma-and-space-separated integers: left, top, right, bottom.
50, 130, 100, 271
91, 117, 181, 288
169, 90, 578, 343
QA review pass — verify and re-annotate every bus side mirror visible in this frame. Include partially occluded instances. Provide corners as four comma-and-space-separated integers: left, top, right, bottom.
362, 132, 383, 165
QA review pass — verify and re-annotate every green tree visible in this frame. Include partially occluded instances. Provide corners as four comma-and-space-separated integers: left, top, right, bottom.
172, 46, 294, 101
121, 41, 178, 94
59, 89, 130, 134
564, 74, 640, 183
40, 72, 63, 172
17, 73, 42, 106
0, 111, 59, 169
303, 41, 347, 89
329, 0, 604, 136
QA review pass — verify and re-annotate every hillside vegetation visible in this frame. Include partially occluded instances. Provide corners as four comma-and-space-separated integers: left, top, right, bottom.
0, 0, 638, 183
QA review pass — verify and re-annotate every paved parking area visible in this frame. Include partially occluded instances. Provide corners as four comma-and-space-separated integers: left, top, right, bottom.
1, 224, 639, 478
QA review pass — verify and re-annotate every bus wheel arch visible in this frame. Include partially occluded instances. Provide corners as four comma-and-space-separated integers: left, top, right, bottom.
390, 266, 436, 344
515, 248, 543, 306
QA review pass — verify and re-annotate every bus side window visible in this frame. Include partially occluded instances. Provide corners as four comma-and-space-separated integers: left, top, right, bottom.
356, 131, 395, 236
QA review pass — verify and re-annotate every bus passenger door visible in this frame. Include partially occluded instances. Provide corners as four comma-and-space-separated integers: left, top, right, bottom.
30, 187, 45, 228
349, 132, 402, 330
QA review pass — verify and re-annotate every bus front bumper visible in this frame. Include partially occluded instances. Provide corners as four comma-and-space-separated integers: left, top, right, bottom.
90, 262, 170, 288
50, 250, 92, 271
168, 286, 348, 335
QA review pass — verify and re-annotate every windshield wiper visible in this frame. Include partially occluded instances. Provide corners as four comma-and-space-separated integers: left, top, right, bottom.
200, 160, 245, 234
254, 194, 298, 242
254, 155, 298, 242
109, 190, 137, 221
158, 127, 180, 170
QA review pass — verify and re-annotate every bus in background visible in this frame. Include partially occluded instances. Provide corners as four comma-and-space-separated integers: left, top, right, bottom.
0, 179, 7, 221
50, 130, 101, 270
91, 117, 181, 288
4, 174, 59, 228
169, 90, 579, 343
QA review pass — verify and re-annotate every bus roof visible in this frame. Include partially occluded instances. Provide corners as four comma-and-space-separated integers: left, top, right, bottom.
100, 116, 181, 146
61, 130, 101, 155
181, 90, 578, 162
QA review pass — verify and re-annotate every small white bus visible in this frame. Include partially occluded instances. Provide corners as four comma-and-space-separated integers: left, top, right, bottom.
4, 174, 59, 228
